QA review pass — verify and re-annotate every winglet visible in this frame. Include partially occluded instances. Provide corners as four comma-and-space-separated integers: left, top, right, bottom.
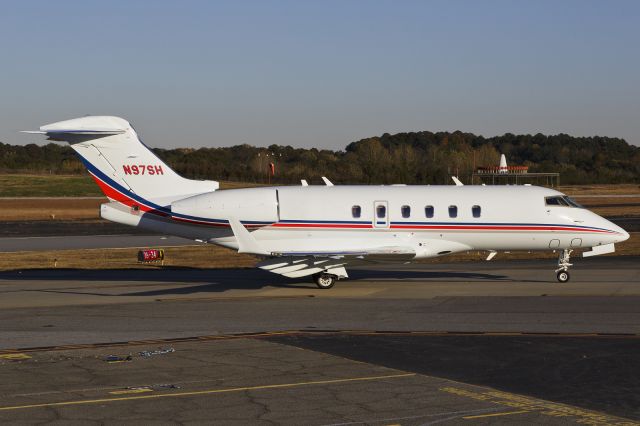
452, 176, 464, 186
227, 218, 270, 255
301, 179, 309, 186
321, 176, 334, 186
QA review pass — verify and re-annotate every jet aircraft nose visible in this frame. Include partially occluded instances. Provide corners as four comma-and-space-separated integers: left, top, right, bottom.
617, 227, 630, 243
606, 220, 629, 243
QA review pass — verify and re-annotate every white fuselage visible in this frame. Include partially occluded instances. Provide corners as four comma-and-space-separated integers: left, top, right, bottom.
156, 185, 627, 258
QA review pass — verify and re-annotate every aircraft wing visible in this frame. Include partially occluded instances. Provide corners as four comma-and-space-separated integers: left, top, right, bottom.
270, 246, 416, 260
227, 217, 416, 278
228, 217, 415, 259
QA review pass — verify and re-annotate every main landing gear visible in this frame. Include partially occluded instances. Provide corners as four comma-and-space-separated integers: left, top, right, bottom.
312, 273, 337, 289
555, 249, 573, 283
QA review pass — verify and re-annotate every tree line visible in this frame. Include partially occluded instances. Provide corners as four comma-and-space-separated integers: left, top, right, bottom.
1, 131, 638, 184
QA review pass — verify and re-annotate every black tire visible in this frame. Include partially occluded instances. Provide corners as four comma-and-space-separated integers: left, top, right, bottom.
313, 273, 336, 289
556, 270, 570, 283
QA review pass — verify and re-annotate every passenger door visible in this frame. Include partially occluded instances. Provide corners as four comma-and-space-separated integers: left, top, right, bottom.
373, 201, 389, 228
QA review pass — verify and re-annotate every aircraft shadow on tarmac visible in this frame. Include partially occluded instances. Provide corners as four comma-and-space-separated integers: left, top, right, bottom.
0, 267, 509, 296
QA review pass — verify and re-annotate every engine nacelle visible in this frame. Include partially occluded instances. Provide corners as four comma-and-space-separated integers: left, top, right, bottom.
171, 188, 279, 226
413, 239, 472, 259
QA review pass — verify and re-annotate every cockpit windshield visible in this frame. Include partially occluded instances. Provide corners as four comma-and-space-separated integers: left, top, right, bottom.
545, 196, 584, 208
563, 196, 583, 208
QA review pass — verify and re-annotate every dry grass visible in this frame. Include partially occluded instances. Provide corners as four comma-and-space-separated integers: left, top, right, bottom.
0, 245, 257, 271
0, 174, 102, 197
0, 181, 263, 221
579, 197, 640, 205
219, 181, 267, 190
0, 233, 636, 271
0, 198, 105, 221
570, 197, 640, 217
558, 184, 640, 196
582, 206, 640, 217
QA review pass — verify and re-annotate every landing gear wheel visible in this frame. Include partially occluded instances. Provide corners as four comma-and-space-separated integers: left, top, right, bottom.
555, 249, 573, 283
556, 270, 570, 283
313, 273, 336, 289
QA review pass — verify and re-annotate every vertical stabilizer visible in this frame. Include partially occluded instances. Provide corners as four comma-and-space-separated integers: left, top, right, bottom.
26, 116, 218, 208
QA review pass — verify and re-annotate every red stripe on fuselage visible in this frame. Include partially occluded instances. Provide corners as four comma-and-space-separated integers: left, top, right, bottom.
390, 224, 613, 233
271, 223, 372, 229
270, 222, 614, 233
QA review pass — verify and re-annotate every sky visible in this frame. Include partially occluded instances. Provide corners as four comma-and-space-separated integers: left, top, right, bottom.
1, 0, 639, 149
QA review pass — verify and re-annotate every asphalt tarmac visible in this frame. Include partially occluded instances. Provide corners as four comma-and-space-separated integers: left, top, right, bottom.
0, 258, 638, 424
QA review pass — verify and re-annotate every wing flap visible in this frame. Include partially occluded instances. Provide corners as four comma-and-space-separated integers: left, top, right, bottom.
271, 246, 415, 261
258, 256, 349, 278
258, 246, 416, 279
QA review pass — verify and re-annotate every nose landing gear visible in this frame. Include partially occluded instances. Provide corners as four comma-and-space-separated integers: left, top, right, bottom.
555, 249, 573, 283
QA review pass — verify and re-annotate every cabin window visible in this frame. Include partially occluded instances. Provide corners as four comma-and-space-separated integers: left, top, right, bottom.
472, 205, 481, 218
425, 205, 434, 218
401, 205, 411, 218
376, 204, 386, 218
352, 205, 361, 218
448, 205, 458, 218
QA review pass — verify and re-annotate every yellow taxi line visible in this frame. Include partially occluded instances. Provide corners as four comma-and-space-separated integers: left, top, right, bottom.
0, 373, 415, 411
463, 409, 530, 419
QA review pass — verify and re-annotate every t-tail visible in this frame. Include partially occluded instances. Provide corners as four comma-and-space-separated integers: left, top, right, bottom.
24, 116, 218, 210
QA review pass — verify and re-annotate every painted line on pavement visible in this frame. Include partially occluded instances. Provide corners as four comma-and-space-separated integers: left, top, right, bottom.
0, 373, 415, 411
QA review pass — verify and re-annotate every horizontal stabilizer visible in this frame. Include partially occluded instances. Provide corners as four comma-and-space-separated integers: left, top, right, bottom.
22, 129, 126, 141
23, 116, 128, 142
22, 129, 126, 135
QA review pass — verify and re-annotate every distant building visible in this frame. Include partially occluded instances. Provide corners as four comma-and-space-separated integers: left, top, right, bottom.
473, 154, 559, 186
499, 154, 508, 174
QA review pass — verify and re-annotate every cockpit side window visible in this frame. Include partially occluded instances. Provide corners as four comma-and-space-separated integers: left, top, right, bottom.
545, 196, 568, 206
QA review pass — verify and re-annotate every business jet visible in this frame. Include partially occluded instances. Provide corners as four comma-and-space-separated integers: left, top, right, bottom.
25, 116, 630, 288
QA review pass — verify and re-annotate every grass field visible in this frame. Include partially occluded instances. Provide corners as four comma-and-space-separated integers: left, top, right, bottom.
558, 184, 640, 196
0, 174, 103, 197
0, 245, 257, 271
0, 197, 104, 221
0, 174, 263, 198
